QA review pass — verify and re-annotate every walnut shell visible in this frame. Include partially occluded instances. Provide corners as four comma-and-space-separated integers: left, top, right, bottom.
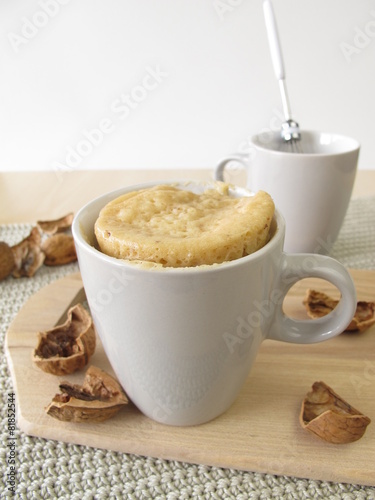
304, 289, 375, 333
0, 241, 16, 281
46, 366, 128, 423
12, 227, 45, 278
33, 303, 96, 375
37, 213, 74, 235
300, 381, 371, 444
41, 234, 77, 266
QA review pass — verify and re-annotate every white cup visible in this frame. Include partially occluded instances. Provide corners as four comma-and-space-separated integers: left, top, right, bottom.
72, 180, 357, 426
215, 130, 360, 254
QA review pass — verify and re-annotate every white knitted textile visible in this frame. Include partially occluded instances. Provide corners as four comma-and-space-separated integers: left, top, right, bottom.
1, 197, 375, 499
330, 196, 375, 269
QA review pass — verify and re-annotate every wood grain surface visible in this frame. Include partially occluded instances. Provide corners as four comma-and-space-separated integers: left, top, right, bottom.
5, 270, 375, 486
1, 169, 374, 223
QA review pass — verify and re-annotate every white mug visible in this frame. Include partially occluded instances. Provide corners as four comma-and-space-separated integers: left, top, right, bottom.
215, 130, 360, 254
72, 180, 357, 426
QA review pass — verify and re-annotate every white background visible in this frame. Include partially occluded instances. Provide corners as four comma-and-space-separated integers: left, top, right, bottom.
0, 0, 374, 172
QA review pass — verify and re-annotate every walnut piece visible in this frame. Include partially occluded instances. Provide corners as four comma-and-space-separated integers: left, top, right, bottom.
0, 242, 16, 281
300, 381, 371, 444
304, 289, 375, 333
1, 213, 76, 279
41, 234, 77, 266
37, 212, 74, 235
33, 303, 96, 375
11, 227, 45, 278
45, 366, 128, 423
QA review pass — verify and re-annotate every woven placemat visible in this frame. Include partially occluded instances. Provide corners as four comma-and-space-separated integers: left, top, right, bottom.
1, 197, 375, 499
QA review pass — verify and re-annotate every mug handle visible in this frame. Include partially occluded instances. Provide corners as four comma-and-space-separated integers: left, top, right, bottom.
268, 253, 357, 343
215, 155, 250, 183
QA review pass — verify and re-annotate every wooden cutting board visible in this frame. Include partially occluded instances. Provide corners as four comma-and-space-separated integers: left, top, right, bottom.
5, 270, 375, 486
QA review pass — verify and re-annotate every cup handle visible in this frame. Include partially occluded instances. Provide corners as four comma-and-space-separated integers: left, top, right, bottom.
215, 155, 249, 183
267, 253, 357, 344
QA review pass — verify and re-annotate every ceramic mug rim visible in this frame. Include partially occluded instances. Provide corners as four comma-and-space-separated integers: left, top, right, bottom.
72, 180, 285, 275
251, 129, 360, 157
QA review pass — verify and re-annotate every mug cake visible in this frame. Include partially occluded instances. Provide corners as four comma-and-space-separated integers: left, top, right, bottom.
94, 183, 275, 268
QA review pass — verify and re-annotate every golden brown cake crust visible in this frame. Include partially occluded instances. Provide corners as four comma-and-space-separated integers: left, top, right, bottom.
94, 184, 275, 267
